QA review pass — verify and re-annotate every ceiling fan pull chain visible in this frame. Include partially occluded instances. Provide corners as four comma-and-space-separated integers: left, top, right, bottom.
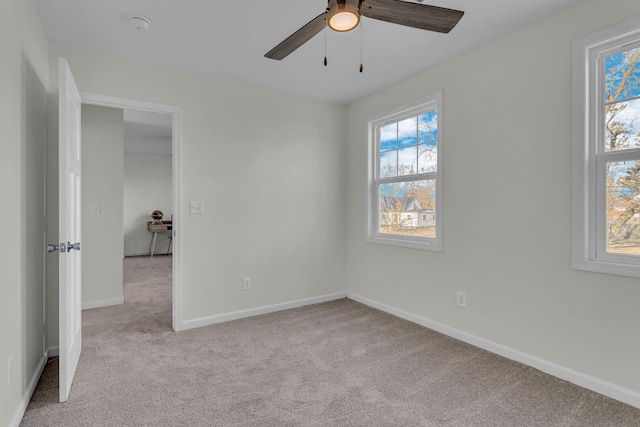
324, 14, 328, 67
359, 17, 364, 73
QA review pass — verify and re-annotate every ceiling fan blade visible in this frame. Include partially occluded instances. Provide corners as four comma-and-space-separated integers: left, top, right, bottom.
360, 0, 464, 33
265, 12, 327, 60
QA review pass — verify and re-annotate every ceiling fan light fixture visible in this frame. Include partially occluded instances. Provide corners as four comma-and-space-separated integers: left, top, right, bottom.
327, 0, 360, 32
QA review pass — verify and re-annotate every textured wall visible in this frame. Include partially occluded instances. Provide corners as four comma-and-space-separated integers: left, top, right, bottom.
81, 104, 124, 306
346, 0, 640, 396
0, 0, 49, 425
124, 152, 172, 256
45, 42, 348, 336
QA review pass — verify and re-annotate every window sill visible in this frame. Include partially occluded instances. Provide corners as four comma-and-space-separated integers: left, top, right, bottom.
365, 234, 443, 252
573, 257, 640, 278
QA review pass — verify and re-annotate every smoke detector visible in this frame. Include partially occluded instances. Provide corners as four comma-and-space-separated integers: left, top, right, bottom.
131, 16, 151, 31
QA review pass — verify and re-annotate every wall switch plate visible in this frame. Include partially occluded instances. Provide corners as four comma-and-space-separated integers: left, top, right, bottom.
456, 291, 466, 308
243, 277, 251, 291
189, 201, 204, 215
91, 203, 101, 215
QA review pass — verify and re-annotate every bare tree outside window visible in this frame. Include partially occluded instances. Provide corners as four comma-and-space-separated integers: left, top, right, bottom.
605, 48, 640, 255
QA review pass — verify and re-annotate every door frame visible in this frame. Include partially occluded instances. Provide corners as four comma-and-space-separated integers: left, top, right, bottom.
81, 92, 183, 331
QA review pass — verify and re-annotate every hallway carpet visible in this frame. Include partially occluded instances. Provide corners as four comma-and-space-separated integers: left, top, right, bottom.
21, 256, 640, 426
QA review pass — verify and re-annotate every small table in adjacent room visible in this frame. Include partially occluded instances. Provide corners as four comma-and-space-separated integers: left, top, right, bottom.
147, 220, 172, 258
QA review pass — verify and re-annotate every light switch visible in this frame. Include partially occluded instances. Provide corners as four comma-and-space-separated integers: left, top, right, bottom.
189, 201, 204, 215
91, 203, 101, 215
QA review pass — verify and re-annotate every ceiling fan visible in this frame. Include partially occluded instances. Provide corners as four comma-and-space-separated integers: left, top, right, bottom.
264, 0, 465, 61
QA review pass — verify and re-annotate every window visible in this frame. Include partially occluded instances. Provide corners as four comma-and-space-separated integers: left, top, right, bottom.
366, 93, 443, 251
573, 17, 640, 277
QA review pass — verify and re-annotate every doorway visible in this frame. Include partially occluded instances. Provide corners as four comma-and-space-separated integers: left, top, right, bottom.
122, 109, 172, 258
122, 108, 173, 329
82, 93, 183, 331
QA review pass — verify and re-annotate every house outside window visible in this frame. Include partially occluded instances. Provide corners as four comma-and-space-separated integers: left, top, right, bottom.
366, 93, 443, 251
573, 17, 640, 277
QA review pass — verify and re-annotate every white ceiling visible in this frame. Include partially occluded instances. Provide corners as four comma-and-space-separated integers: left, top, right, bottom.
33, 0, 581, 104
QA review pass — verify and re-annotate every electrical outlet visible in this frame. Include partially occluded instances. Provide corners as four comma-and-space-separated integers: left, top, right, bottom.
8, 356, 14, 386
456, 291, 466, 308
243, 277, 251, 291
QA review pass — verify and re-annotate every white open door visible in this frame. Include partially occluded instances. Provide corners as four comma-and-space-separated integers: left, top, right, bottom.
58, 58, 82, 403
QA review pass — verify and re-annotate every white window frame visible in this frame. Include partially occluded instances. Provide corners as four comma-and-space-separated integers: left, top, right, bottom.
573, 17, 640, 278
366, 92, 443, 251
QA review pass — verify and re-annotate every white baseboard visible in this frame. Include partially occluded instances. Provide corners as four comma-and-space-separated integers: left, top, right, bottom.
347, 292, 640, 410
48, 346, 59, 358
9, 350, 48, 427
82, 297, 124, 311
124, 252, 172, 257
124, 252, 148, 257
182, 292, 347, 330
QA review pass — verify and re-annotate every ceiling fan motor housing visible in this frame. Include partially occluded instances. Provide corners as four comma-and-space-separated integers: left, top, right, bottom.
327, 0, 361, 32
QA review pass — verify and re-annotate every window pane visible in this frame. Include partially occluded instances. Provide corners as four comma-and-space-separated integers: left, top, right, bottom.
398, 117, 418, 148
379, 179, 436, 237
418, 143, 437, 173
605, 48, 640, 104
605, 47, 640, 152
380, 123, 397, 151
605, 98, 640, 151
397, 145, 418, 176
379, 150, 397, 178
606, 160, 640, 255
418, 111, 438, 144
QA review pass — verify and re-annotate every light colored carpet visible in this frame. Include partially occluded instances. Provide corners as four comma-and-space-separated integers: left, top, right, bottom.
22, 256, 640, 426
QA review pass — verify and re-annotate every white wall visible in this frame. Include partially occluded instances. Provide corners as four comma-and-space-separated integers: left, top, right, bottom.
124, 152, 172, 256
46, 42, 348, 337
0, 0, 49, 425
81, 104, 124, 307
346, 0, 640, 398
